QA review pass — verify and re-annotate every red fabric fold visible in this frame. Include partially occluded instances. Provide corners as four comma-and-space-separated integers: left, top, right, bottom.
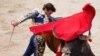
30, 3, 96, 41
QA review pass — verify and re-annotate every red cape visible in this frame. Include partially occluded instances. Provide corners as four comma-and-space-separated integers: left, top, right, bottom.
30, 3, 96, 41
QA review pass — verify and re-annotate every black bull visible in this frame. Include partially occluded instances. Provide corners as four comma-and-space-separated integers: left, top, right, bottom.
43, 33, 95, 56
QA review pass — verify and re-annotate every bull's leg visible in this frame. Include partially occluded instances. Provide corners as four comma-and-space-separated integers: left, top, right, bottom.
56, 40, 66, 56
56, 44, 62, 56
62, 43, 71, 56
